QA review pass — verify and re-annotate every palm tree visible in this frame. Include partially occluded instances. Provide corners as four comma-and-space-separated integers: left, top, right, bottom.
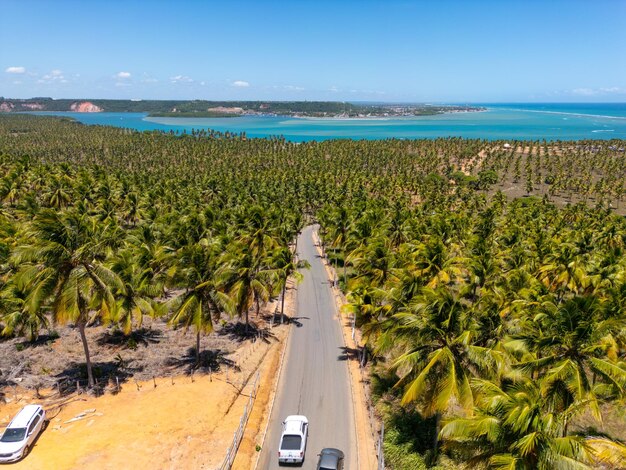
167, 238, 227, 364
270, 246, 306, 322
441, 377, 626, 469
11, 209, 123, 386
108, 248, 164, 335
378, 286, 499, 459
511, 295, 626, 425
0, 269, 49, 341
218, 241, 275, 328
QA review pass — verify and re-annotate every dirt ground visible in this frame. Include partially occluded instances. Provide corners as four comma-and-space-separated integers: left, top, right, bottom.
0, 315, 248, 393
0, 291, 295, 469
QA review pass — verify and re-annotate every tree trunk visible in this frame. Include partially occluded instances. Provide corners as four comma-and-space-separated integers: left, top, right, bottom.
343, 253, 347, 287
77, 320, 94, 387
195, 331, 201, 365
280, 283, 286, 323
433, 412, 441, 461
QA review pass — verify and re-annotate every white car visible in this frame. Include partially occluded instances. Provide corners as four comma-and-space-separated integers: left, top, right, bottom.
0, 405, 46, 462
278, 415, 308, 465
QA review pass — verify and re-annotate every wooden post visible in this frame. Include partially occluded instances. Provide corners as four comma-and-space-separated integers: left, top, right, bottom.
153, 376, 157, 388
116, 376, 120, 392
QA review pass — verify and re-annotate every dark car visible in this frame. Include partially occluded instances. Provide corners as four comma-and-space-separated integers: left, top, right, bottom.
316, 448, 345, 470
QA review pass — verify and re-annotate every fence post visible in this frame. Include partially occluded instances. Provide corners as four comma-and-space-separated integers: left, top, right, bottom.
378, 421, 385, 470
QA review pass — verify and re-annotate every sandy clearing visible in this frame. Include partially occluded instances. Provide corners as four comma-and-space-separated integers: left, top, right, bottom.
0, 314, 291, 469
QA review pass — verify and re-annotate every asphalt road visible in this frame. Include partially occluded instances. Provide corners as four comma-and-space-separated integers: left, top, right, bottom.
257, 225, 357, 469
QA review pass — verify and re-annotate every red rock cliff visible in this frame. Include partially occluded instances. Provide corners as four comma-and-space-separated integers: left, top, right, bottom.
70, 101, 103, 112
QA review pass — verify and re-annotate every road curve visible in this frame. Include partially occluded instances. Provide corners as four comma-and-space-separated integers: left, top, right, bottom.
257, 225, 357, 469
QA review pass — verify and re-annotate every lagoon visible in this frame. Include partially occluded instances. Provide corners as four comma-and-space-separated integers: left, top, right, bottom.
29, 103, 626, 142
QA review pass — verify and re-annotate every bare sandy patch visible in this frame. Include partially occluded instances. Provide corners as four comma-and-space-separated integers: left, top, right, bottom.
0, 315, 291, 469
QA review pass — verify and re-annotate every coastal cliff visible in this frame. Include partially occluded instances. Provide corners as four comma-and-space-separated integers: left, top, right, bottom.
70, 101, 103, 112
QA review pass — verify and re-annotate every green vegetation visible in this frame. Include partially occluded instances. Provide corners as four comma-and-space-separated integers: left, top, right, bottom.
0, 97, 482, 117
1, 114, 625, 467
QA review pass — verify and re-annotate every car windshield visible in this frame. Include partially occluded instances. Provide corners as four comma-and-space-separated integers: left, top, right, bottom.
0, 427, 27, 443
280, 434, 302, 450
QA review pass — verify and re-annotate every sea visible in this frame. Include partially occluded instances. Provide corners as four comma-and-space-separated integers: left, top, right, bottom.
27, 103, 626, 142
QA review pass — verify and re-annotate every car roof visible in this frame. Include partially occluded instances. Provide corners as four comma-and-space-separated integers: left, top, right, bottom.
9, 405, 42, 428
284, 415, 308, 423
319, 448, 344, 466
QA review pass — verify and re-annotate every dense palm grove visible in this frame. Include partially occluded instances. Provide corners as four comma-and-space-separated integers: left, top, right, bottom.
1, 115, 626, 469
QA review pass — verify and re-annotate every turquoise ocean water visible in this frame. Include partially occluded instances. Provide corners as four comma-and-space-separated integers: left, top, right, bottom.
29, 103, 626, 142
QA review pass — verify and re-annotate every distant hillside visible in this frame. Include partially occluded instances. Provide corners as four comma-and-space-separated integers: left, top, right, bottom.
0, 97, 483, 117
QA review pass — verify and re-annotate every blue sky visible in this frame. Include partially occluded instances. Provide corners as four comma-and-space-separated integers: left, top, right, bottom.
1, 0, 625, 102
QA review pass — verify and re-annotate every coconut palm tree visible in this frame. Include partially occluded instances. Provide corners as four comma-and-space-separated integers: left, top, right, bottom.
167, 238, 228, 364
11, 209, 124, 386
441, 377, 626, 469
0, 269, 49, 341
379, 286, 500, 459
218, 241, 275, 328
511, 295, 626, 424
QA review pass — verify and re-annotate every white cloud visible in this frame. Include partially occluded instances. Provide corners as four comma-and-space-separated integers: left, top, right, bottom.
5, 66, 26, 74
572, 87, 624, 96
572, 88, 598, 96
116, 71, 131, 79
232, 80, 250, 87
39, 69, 66, 84
284, 85, 305, 91
329, 86, 339, 92
141, 77, 158, 83
170, 75, 193, 83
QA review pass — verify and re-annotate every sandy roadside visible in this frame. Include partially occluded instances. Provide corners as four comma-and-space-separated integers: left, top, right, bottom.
0, 307, 292, 469
311, 228, 379, 470
231, 278, 296, 469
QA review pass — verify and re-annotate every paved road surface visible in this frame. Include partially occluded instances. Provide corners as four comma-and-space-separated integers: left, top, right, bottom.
257, 225, 357, 469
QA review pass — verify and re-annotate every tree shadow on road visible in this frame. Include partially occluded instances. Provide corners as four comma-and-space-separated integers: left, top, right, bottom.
286, 316, 310, 328
338, 345, 360, 362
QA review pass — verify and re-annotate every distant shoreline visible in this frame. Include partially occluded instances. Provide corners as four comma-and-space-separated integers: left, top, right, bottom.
0, 98, 483, 119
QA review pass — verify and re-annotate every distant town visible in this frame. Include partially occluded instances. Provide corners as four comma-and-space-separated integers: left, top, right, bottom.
0, 98, 484, 118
